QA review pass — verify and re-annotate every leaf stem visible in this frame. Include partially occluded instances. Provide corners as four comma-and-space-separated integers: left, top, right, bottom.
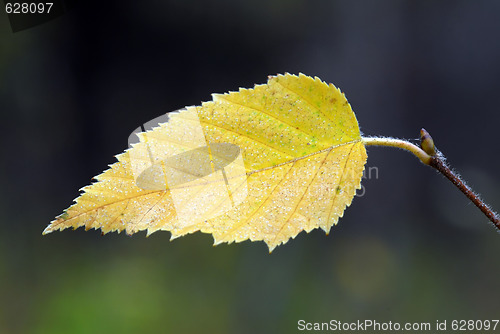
362, 131, 500, 231
362, 136, 432, 165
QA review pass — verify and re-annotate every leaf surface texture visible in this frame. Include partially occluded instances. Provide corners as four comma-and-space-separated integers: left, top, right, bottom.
44, 73, 367, 251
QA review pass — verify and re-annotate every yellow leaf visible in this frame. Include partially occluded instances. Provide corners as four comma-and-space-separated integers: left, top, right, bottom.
44, 73, 367, 251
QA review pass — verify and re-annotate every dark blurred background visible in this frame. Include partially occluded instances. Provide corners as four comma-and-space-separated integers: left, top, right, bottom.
1, 1, 500, 333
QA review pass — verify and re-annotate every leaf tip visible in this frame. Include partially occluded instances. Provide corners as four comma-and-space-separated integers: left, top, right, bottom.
42, 226, 52, 235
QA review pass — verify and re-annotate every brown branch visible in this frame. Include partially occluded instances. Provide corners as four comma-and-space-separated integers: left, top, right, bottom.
420, 128, 500, 230
363, 128, 500, 231
429, 153, 500, 231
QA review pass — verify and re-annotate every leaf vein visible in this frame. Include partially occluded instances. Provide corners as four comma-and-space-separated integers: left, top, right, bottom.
271, 148, 331, 245
326, 143, 357, 225
216, 94, 316, 138
219, 162, 296, 239
200, 119, 293, 157
274, 79, 334, 123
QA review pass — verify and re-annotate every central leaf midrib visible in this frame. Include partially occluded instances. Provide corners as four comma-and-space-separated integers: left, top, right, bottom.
49, 140, 362, 230
247, 139, 360, 176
